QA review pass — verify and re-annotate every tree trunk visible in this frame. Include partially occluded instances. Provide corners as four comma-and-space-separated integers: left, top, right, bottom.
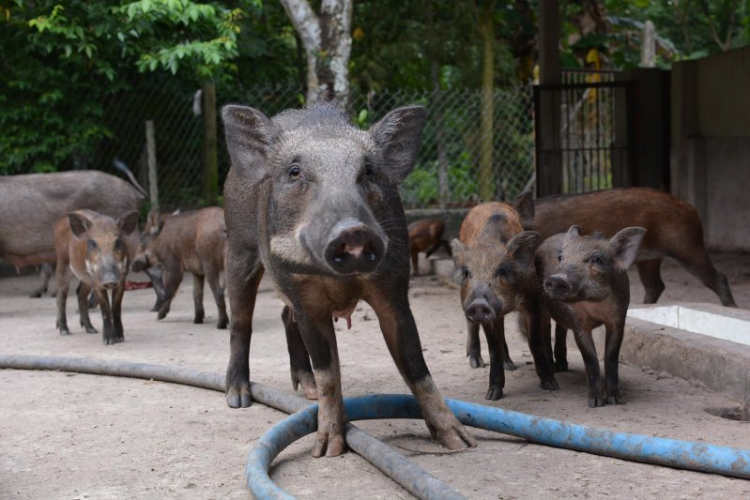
426, 0, 450, 207
478, 11, 495, 202
279, 0, 353, 105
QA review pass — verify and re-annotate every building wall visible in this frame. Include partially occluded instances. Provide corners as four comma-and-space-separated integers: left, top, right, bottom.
671, 46, 750, 251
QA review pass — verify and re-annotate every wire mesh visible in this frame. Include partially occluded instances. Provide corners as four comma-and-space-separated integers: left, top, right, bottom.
7, 82, 536, 210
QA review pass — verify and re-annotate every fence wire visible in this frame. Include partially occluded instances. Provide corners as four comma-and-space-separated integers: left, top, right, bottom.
9, 82, 536, 211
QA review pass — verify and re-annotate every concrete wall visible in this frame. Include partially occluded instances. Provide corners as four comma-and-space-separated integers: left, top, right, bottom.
671, 47, 750, 251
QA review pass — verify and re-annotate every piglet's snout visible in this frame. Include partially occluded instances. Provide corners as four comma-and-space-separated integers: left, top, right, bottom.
465, 298, 495, 323
101, 272, 120, 289
545, 275, 573, 298
324, 219, 386, 275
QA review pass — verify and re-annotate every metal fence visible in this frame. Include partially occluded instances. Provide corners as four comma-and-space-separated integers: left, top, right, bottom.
13, 82, 537, 211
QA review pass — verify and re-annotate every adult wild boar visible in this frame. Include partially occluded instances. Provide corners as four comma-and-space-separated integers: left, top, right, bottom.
222, 102, 476, 457
55, 210, 139, 345
0, 168, 154, 298
408, 218, 451, 276
514, 188, 736, 307
537, 226, 646, 407
451, 202, 556, 399
131, 207, 228, 329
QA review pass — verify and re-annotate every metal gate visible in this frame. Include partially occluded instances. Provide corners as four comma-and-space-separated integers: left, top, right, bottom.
534, 75, 632, 195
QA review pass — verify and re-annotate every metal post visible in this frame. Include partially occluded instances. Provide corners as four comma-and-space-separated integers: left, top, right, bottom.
145, 120, 159, 208
202, 83, 219, 206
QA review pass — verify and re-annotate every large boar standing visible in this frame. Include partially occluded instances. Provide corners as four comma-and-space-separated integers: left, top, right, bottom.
131, 207, 228, 329
451, 202, 557, 400
221, 102, 476, 457
537, 226, 646, 407
54, 210, 139, 345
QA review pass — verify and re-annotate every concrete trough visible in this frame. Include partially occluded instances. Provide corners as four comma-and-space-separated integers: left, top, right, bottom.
623, 304, 750, 406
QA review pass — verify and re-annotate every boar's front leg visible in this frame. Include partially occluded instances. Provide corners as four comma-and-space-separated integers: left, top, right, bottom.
225, 256, 264, 409
482, 318, 506, 400
572, 327, 604, 407
111, 284, 125, 342
157, 261, 183, 321
281, 306, 317, 400
466, 323, 484, 368
369, 292, 476, 451
94, 287, 118, 345
522, 307, 559, 391
294, 309, 346, 457
604, 319, 625, 405
192, 273, 205, 324
77, 281, 98, 333
205, 267, 229, 330
55, 262, 72, 336
554, 324, 569, 372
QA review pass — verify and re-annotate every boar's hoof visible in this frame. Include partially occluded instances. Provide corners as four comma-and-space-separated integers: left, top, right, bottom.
157, 308, 169, 320
102, 336, 124, 346
29, 289, 44, 298
486, 385, 504, 400
84, 325, 98, 334
554, 360, 569, 372
193, 315, 204, 325
226, 383, 252, 408
292, 372, 318, 400
588, 397, 607, 408
312, 432, 346, 458
468, 353, 485, 369
606, 395, 621, 405
541, 378, 560, 391
216, 318, 229, 330
58, 327, 71, 336
504, 359, 517, 371
427, 420, 478, 450
150, 302, 162, 312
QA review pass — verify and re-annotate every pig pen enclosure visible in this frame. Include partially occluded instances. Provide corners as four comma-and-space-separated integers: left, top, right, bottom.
1, 253, 750, 499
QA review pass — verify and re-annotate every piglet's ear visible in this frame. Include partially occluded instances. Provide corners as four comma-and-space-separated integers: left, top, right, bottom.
370, 105, 427, 184
563, 225, 581, 246
450, 238, 466, 261
146, 208, 162, 237
68, 212, 92, 238
118, 210, 139, 236
222, 105, 277, 182
507, 231, 541, 266
512, 191, 535, 229
610, 227, 646, 270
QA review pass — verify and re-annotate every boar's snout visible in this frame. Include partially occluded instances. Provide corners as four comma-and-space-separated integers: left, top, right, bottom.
101, 271, 120, 289
545, 274, 577, 301
465, 298, 495, 323
324, 218, 386, 275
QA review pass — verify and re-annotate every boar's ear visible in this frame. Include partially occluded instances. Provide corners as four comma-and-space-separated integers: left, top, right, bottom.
117, 210, 139, 236
222, 105, 277, 182
146, 208, 162, 236
512, 191, 535, 229
68, 212, 92, 238
507, 231, 541, 266
563, 225, 581, 246
370, 105, 427, 183
610, 227, 646, 270
450, 238, 466, 262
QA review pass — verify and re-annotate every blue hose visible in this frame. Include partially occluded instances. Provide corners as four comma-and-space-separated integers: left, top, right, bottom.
248, 394, 750, 499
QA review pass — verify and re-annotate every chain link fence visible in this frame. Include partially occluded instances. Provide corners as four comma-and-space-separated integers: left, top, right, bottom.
10, 81, 536, 211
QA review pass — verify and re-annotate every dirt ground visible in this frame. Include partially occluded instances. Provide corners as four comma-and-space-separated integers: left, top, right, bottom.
1, 253, 750, 499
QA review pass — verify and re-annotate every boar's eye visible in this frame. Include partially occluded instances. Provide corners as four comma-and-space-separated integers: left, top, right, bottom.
288, 164, 302, 181
364, 158, 375, 177
494, 266, 509, 280
461, 266, 470, 281
591, 255, 603, 265
114, 238, 123, 251
87, 239, 97, 251
557, 254, 563, 262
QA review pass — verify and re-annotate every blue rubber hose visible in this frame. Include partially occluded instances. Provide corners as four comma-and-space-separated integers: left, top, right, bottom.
247, 394, 750, 499
0, 354, 464, 500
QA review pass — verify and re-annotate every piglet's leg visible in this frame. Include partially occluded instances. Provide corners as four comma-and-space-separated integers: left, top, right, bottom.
368, 293, 476, 451
111, 285, 125, 343
281, 306, 317, 400
466, 322, 484, 368
294, 310, 346, 458
55, 264, 72, 336
94, 287, 117, 345
572, 327, 604, 407
604, 320, 625, 405
77, 281, 97, 333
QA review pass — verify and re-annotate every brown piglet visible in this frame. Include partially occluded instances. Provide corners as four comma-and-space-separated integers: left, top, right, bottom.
54, 210, 139, 345
408, 218, 451, 276
131, 207, 228, 329
452, 202, 557, 400
537, 225, 646, 407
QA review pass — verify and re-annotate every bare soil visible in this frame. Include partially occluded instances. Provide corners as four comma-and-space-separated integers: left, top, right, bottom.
1, 253, 750, 499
